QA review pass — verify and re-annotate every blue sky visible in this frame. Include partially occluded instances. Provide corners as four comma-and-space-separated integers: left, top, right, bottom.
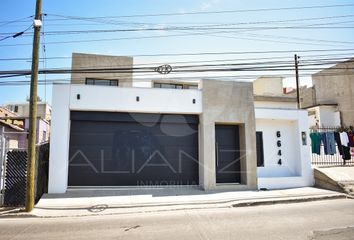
1, 0, 354, 104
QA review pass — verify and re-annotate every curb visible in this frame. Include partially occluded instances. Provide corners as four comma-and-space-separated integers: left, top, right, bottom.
231, 194, 347, 207
0, 193, 349, 219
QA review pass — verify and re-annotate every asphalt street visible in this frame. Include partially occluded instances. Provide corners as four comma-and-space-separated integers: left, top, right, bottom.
1, 198, 354, 240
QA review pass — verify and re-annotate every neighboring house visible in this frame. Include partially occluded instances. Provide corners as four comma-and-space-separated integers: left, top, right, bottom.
0, 120, 24, 149
47, 54, 313, 193
253, 76, 284, 96
304, 104, 341, 128
286, 86, 317, 109
0, 120, 24, 194
297, 58, 354, 127
0, 117, 50, 149
1, 103, 51, 149
311, 58, 354, 126
0, 107, 18, 118
4, 102, 52, 122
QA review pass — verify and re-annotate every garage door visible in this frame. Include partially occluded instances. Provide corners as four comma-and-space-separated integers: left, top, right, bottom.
68, 111, 199, 186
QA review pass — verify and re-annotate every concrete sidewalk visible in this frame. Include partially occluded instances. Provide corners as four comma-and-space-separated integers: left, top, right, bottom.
2, 187, 344, 218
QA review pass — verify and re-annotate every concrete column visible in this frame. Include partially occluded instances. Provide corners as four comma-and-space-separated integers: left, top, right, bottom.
200, 79, 258, 190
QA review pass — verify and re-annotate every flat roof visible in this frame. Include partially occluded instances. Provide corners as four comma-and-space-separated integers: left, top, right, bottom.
303, 103, 338, 109
254, 95, 297, 102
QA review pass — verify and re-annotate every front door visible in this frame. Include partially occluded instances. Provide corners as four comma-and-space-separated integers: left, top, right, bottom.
215, 125, 241, 183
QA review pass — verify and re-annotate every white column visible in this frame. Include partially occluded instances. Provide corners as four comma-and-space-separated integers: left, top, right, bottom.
48, 84, 71, 193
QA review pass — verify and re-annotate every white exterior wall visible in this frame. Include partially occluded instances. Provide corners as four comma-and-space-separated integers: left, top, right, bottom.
307, 106, 341, 127
48, 84, 202, 193
256, 108, 314, 189
48, 85, 71, 193
308, 114, 317, 128
318, 106, 341, 127
69, 85, 201, 114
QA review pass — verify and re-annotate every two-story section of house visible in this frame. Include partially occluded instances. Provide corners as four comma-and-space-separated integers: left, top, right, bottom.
71, 52, 133, 87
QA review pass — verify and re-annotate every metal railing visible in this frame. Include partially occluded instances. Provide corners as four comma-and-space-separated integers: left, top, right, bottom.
310, 127, 354, 166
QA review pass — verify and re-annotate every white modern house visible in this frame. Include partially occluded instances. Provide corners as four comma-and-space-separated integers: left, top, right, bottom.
47, 53, 313, 193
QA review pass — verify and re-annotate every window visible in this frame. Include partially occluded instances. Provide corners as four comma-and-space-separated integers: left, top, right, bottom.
85, 78, 119, 86
153, 82, 198, 89
42, 131, 47, 142
14, 105, 18, 112
256, 131, 264, 167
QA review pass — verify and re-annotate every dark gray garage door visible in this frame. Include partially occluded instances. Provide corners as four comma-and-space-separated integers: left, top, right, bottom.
68, 111, 199, 186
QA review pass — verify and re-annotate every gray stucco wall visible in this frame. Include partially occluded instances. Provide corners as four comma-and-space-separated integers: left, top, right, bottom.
312, 59, 354, 126
199, 79, 258, 190
71, 53, 133, 87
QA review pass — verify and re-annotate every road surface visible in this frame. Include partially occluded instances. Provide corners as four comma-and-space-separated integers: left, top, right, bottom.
1, 198, 354, 240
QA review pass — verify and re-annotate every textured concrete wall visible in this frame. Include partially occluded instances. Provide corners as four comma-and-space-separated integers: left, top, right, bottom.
300, 86, 316, 108
71, 53, 133, 87
312, 59, 354, 126
199, 79, 257, 190
253, 76, 283, 96
286, 86, 316, 109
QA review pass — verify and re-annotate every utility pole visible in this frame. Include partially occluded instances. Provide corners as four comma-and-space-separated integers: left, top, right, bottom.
26, 0, 42, 212
294, 54, 300, 109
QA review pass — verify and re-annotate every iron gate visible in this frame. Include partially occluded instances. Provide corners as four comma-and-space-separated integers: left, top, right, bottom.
1, 143, 49, 207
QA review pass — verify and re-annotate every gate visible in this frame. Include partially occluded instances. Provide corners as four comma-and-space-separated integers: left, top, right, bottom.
1, 142, 49, 207
3, 150, 27, 206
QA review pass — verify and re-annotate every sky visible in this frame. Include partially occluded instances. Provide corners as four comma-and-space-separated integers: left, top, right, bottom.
1, 0, 354, 105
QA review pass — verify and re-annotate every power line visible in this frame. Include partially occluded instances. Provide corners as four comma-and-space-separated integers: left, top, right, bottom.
0, 58, 352, 76
1, 24, 354, 47
0, 49, 353, 66
2, 20, 354, 37
6, 14, 354, 30
1, 70, 354, 86
0, 15, 33, 26
3, 14, 354, 36
1, 52, 353, 64
0, 24, 33, 42
46, 3, 354, 20
3, 24, 354, 36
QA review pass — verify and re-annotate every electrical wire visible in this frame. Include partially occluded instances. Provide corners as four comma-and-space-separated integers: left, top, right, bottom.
0, 70, 354, 86
0, 24, 33, 42
1, 52, 353, 64
3, 14, 354, 36
46, 3, 354, 20
0, 58, 352, 76
0, 15, 33, 26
